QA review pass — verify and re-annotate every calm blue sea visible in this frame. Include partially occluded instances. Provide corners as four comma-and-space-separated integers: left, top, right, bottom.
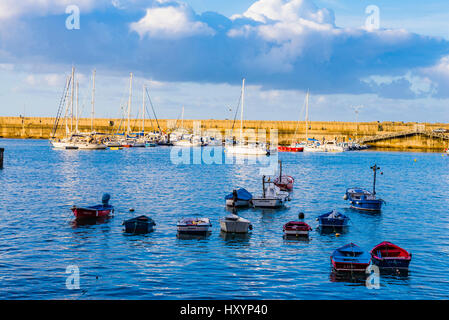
0, 139, 448, 299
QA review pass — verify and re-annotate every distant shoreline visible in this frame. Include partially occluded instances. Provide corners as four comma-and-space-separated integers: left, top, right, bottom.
1, 117, 448, 151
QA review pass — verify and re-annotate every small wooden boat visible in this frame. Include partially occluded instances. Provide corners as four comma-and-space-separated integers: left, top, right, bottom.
370, 241, 411, 270
331, 243, 371, 272
225, 188, 252, 207
273, 160, 294, 191
344, 164, 384, 211
177, 217, 212, 235
283, 221, 312, 236
220, 214, 252, 233
71, 193, 114, 219
317, 210, 349, 228
123, 215, 156, 234
278, 146, 303, 152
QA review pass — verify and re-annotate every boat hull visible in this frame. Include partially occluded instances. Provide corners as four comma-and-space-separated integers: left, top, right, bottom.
278, 146, 303, 152
252, 198, 284, 208
76, 143, 107, 150
350, 199, 383, 211
71, 206, 113, 219
124, 216, 156, 234
318, 217, 349, 228
371, 257, 411, 270
225, 145, 269, 155
220, 220, 251, 233
225, 199, 251, 207
331, 259, 370, 272
177, 226, 211, 234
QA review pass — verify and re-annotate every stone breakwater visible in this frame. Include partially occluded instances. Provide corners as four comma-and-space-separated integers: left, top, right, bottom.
0, 117, 448, 151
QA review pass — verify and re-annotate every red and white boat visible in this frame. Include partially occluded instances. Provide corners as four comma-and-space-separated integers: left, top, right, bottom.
71, 194, 114, 219
278, 145, 303, 152
273, 160, 294, 191
283, 221, 312, 236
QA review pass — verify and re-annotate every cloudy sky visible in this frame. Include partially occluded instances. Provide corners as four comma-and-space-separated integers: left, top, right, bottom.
0, 0, 448, 123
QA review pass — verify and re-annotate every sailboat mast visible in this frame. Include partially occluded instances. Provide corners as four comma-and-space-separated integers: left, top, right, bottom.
127, 72, 133, 134
75, 81, 79, 133
142, 84, 145, 133
70, 66, 75, 133
240, 78, 245, 143
181, 106, 184, 129
64, 77, 70, 137
305, 90, 309, 141
91, 69, 96, 132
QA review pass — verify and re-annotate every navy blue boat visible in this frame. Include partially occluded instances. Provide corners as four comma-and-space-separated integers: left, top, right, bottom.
344, 164, 385, 211
331, 243, 371, 272
318, 210, 349, 228
123, 215, 156, 234
225, 188, 253, 207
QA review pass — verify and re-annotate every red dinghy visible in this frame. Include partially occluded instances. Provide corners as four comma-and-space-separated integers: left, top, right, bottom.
283, 221, 312, 236
71, 194, 114, 219
370, 241, 412, 270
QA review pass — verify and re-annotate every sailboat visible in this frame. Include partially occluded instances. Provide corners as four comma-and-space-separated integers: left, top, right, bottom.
50, 67, 79, 150
225, 78, 270, 156
252, 175, 290, 208
294, 91, 322, 152
74, 69, 107, 150
172, 106, 203, 147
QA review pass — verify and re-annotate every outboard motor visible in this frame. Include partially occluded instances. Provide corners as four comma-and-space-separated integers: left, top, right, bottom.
102, 193, 111, 206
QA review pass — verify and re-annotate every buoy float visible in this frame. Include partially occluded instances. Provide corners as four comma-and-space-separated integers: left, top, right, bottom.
335, 233, 340, 237
129, 208, 135, 212
298, 212, 305, 219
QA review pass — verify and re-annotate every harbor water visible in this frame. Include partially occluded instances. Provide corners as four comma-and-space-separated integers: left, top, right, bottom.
0, 139, 448, 299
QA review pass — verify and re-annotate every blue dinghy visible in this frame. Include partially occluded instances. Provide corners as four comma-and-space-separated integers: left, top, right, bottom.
225, 188, 253, 207
331, 243, 371, 272
318, 210, 349, 228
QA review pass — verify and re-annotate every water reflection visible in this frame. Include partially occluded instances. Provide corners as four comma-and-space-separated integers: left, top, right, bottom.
176, 232, 211, 241
70, 216, 112, 228
219, 231, 251, 246
329, 270, 367, 284
318, 226, 349, 235
283, 234, 311, 243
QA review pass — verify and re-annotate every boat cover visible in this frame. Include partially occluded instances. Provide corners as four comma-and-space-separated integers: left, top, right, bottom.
225, 188, 252, 201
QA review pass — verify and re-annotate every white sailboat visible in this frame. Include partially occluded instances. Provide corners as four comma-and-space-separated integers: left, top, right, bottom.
73, 69, 107, 150
50, 67, 79, 149
296, 90, 322, 152
225, 78, 270, 156
172, 106, 204, 147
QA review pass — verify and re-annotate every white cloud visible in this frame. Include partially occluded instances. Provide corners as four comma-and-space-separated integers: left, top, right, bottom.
130, 3, 215, 39
419, 55, 449, 98
24, 72, 67, 87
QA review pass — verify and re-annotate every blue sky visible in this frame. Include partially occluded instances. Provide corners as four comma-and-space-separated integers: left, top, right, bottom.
0, 0, 448, 122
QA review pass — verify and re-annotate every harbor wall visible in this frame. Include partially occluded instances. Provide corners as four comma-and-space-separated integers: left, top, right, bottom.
0, 117, 448, 151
